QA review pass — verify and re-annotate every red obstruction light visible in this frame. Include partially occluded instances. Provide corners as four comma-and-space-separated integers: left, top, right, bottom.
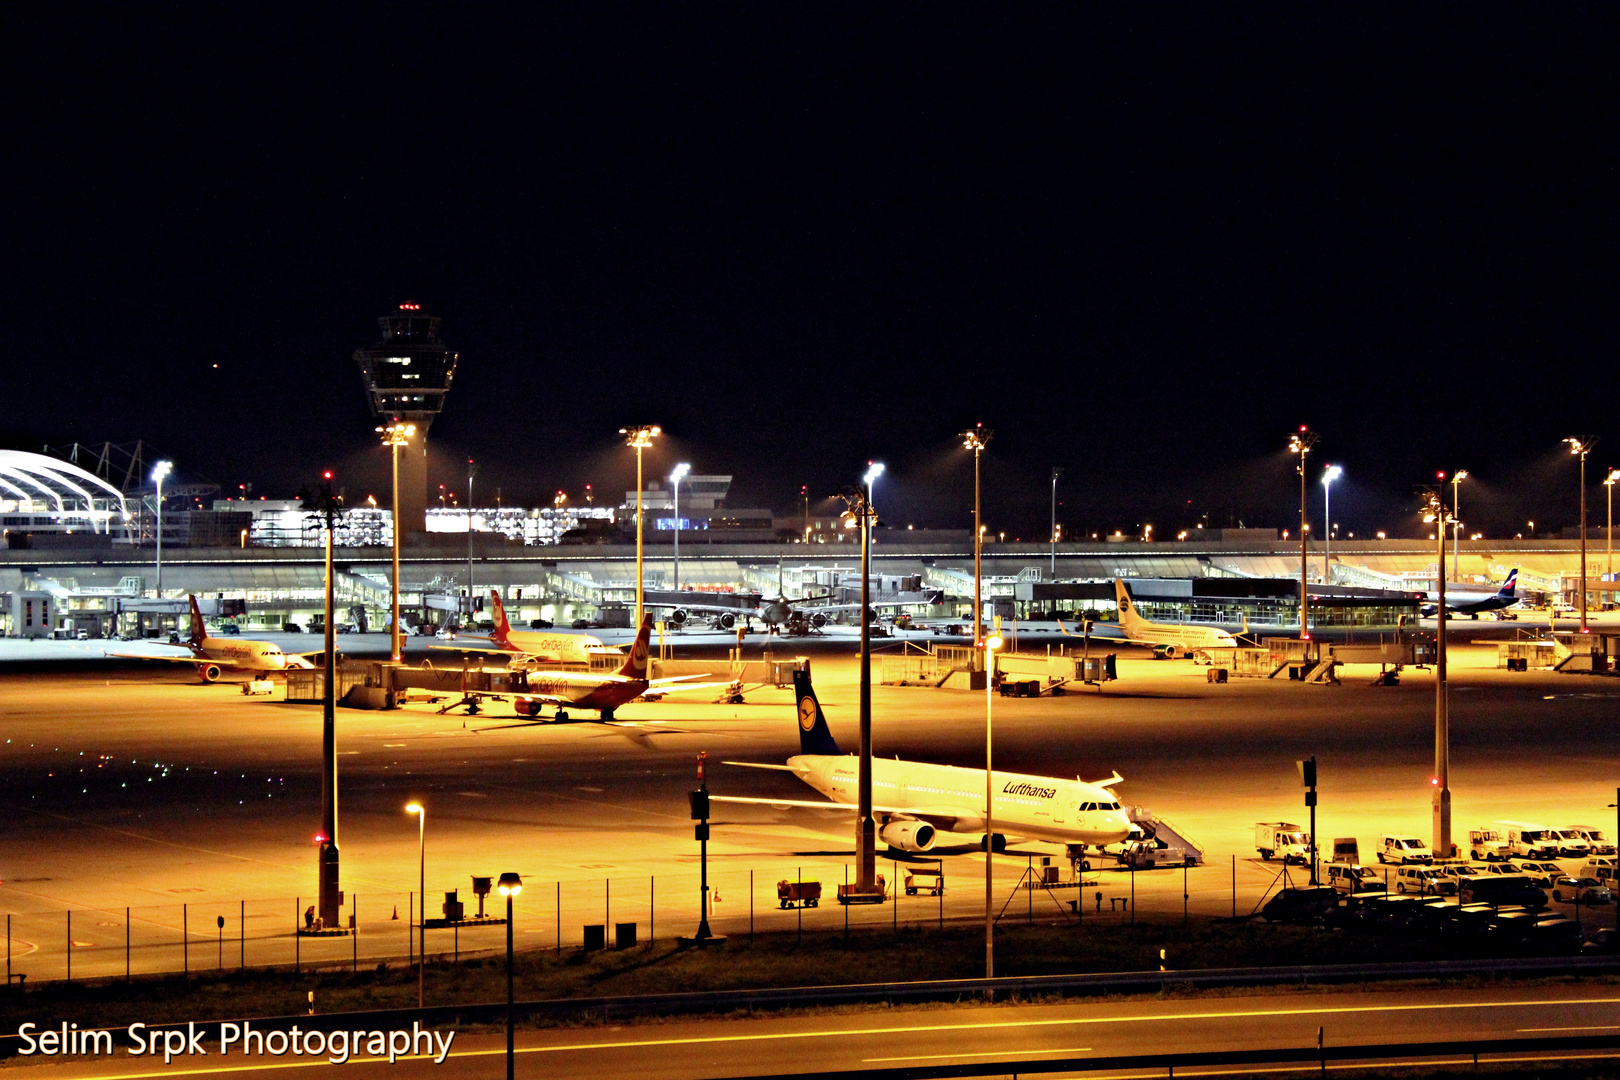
398, 302, 421, 311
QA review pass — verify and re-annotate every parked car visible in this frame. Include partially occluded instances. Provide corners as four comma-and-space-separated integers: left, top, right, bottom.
1583, 927, 1620, 954
1327, 863, 1385, 894
1460, 873, 1547, 910
1395, 866, 1446, 894
1549, 829, 1592, 859
1433, 864, 1481, 896
1552, 876, 1612, 905
1567, 827, 1617, 857
1513, 861, 1564, 888
1580, 858, 1616, 886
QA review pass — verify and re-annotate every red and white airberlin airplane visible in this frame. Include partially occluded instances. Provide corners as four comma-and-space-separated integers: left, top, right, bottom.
107, 596, 316, 682
443, 591, 617, 666
506, 613, 720, 722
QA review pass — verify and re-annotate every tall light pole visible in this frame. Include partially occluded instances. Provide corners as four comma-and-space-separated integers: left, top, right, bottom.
303, 473, 344, 929
1566, 439, 1594, 633
983, 630, 1004, 981
961, 426, 992, 662
497, 872, 522, 1080
1288, 429, 1318, 636
1450, 470, 1468, 581
466, 459, 477, 626
405, 802, 425, 1007
621, 426, 661, 626
838, 472, 883, 896
866, 462, 884, 543
151, 460, 173, 599
1321, 464, 1342, 583
378, 424, 414, 665
670, 463, 690, 592
1050, 467, 1063, 578
1425, 488, 1453, 859
1606, 468, 1619, 593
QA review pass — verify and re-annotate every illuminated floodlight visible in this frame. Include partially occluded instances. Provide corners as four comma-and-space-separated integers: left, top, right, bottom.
863, 461, 885, 487
497, 872, 523, 897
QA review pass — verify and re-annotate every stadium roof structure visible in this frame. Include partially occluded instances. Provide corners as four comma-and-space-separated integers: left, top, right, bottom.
0, 449, 132, 533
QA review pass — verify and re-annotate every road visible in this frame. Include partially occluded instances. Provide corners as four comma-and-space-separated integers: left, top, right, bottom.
5, 985, 1620, 1079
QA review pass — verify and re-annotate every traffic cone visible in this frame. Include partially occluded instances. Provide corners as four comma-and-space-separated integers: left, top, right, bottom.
713, 890, 721, 903
391, 905, 399, 920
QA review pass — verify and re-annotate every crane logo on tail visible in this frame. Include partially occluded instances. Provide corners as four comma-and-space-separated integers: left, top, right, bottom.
798, 696, 818, 731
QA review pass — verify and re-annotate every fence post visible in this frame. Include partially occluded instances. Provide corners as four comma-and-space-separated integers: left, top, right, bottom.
605, 877, 610, 937
1184, 860, 1189, 927
183, 903, 188, 976
797, 867, 802, 942
1232, 854, 1236, 918
352, 894, 357, 973
66, 910, 71, 983
295, 898, 300, 974
240, 899, 245, 969
556, 881, 560, 952
126, 908, 131, 981
748, 870, 752, 944
408, 892, 413, 967
651, 876, 655, 945
894, 860, 898, 931
1130, 863, 1135, 926
843, 865, 849, 946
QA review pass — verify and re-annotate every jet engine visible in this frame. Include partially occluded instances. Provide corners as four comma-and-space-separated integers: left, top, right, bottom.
1153, 644, 1181, 659
669, 609, 688, 626
715, 612, 736, 630
197, 663, 223, 683
809, 612, 828, 629
879, 820, 936, 852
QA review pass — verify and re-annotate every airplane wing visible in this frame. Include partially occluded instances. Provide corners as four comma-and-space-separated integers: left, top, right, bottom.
102, 649, 236, 667
710, 795, 986, 833
722, 761, 809, 774
647, 673, 720, 687
1054, 619, 1129, 642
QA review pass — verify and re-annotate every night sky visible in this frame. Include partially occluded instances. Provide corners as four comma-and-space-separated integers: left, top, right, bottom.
4, 4, 1614, 541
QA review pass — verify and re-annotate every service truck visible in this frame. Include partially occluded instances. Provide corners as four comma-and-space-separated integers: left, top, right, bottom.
1378, 835, 1433, 865
1469, 828, 1512, 862
1256, 822, 1312, 864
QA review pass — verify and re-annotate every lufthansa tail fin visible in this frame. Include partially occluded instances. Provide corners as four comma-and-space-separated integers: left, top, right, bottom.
616, 613, 653, 679
490, 590, 513, 646
792, 664, 840, 756
1498, 569, 1518, 599
188, 595, 207, 646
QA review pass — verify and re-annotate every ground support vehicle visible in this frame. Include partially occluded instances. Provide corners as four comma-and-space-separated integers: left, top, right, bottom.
1469, 829, 1512, 862
1568, 827, 1617, 856
1379, 835, 1433, 864
1258, 887, 1339, 925
1513, 861, 1563, 887
1396, 866, 1446, 894
1460, 874, 1548, 910
1327, 863, 1384, 894
777, 879, 821, 909
836, 874, 887, 905
904, 868, 944, 896
1550, 829, 1592, 859
1580, 857, 1616, 885
1502, 825, 1561, 860
1256, 822, 1311, 864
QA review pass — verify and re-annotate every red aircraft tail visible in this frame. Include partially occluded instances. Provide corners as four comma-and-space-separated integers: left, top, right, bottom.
616, 613, 654, 679
489, 590, 513, 648
188, 595, 207, 646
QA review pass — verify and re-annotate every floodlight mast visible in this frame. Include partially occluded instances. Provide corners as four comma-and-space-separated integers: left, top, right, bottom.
378, 423, 415, 666
1450, 470, 1468, 580
961, 426, 992, 662
671, 463, 690, 591
1566, 439, 1595, 633
836, 482, 881, 894
1288, 429, 1319, 636
621, 426, 661, 625
1606, 467, 1619, 589
1321, 464, 1342, 581
1424, 488, 1453, 858
151, 461, 173, 599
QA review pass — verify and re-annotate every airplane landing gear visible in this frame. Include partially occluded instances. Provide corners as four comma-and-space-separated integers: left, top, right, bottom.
600, 707, 616, 721
555, 709, 569, 722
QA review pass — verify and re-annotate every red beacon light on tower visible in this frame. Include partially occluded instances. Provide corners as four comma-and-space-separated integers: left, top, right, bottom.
398, 302, 421, 311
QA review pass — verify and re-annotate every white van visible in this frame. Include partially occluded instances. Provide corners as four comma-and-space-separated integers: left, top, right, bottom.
1567, 827, 1617, 856
1379, 835, 1433, 865
1327, 863, 1384, 894
1500, 824, 1561, 860
1395, 866, 1444, 894
1549, 829, 1591, 858
1580, 857, 1616, 885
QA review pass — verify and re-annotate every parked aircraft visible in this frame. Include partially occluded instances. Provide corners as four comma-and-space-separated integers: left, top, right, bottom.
1087, 579, 1239, 658
438, 592, 615, 664
649, 566, 942, 634
105, 596, 316, 682
714, 664, 1132, 854
1422, 568, 1519, 619
506, 614, 720, 721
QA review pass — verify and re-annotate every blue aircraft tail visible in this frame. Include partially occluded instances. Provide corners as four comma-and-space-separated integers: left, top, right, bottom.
1498, 569, 1518, 599
793, 664, 840, 756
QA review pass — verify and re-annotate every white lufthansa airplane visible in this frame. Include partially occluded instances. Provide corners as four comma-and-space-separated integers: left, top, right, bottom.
713, 665, 1133, 854
107, 596, 316, 682
1103, 578, 1238, 659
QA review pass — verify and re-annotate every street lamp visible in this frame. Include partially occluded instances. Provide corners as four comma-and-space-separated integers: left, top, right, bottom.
497, 872, 522, 1080
983, 631, 1004, 982
1288, 429, 1318, 636
960, 425, 993, 660
838, 483, 881, 895
670, 463, 690, 592
1321, 464, 1342, 582
1450, 470, 1468, 581
405, 803, 425, 1007
1566, 438, 1595, 633
151, 461, 173, 599
1050, 467, 1064, 578
621, 426, 662, 626
1423, 490, 1454, 858
1605, 468, 1619, 593
466, 460, 477, 626
377, 423, 415, 665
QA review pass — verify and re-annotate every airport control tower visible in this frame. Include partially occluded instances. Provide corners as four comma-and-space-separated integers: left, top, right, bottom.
354, 303, 460, 535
